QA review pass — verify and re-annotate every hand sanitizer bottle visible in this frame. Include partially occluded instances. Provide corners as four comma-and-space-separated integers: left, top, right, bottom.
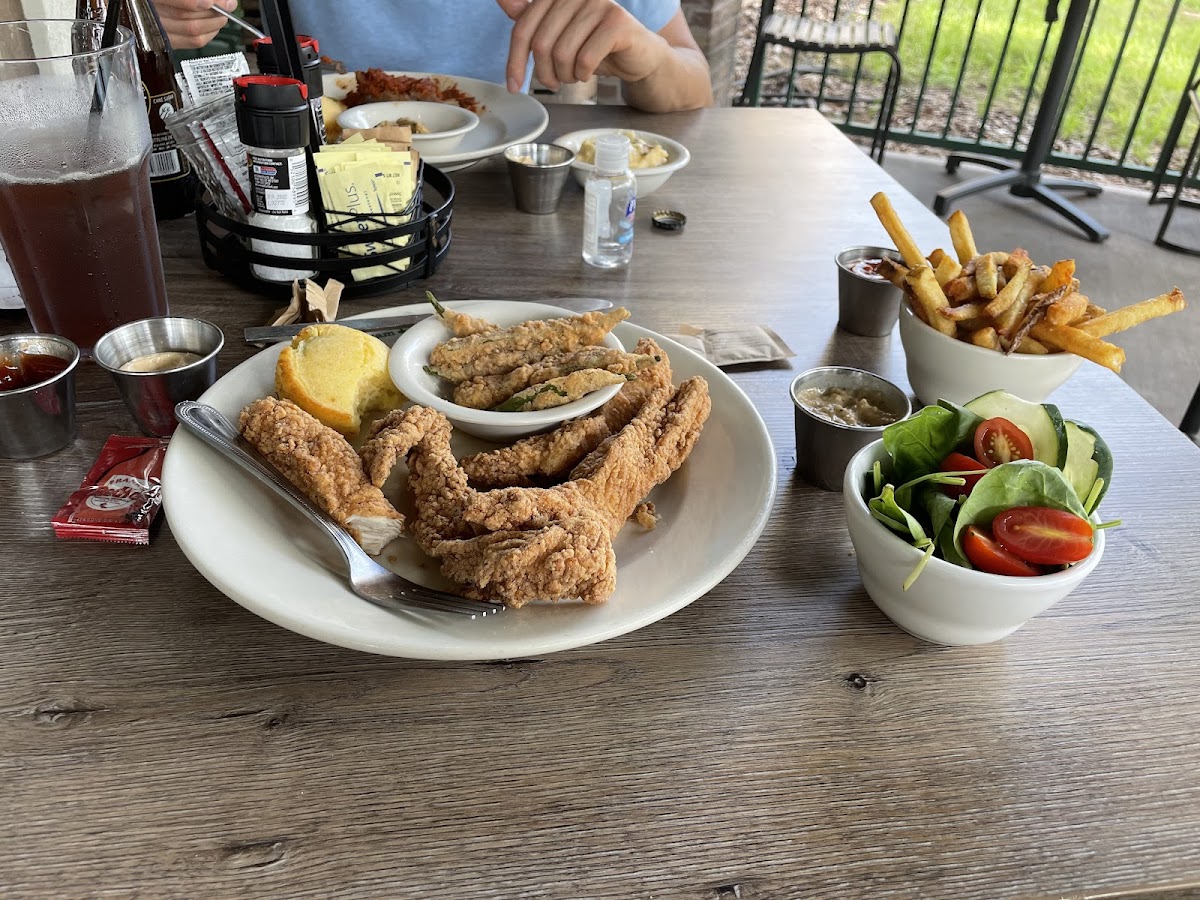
582, 133, 635, 269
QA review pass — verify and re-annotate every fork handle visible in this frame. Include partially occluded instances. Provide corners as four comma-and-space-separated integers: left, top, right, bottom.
174, 401, 366, 573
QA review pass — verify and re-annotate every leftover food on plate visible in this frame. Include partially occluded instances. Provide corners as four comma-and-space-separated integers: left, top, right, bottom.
275, 323, 403, 438
577, 130, 669, 168
343, 68, 485, 115
864, 390, 1116, 588
388, 117, 430, 134
235, 302, 710, 608
869, 192, 1187, 372
795, 385, 901, 427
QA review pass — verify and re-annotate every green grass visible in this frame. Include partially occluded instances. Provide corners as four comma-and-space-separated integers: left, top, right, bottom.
865, 0, 1200, 169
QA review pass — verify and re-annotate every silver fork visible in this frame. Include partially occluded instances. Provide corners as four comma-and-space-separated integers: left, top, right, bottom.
174, 401, 503, 620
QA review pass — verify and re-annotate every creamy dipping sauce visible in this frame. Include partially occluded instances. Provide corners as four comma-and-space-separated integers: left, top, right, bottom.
846, 257, 886, 280
119, 351, 203, 373
796, 386, 900, 427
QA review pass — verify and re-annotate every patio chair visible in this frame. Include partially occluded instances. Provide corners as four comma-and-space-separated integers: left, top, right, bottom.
739, 0, 901, 163
1149, 68, 1200, 258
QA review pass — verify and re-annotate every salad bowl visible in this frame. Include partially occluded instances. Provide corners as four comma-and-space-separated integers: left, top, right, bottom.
844, 440, 1104, 645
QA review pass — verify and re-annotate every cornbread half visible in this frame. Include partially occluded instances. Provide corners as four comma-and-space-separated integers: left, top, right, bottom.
275, 324, 403, 437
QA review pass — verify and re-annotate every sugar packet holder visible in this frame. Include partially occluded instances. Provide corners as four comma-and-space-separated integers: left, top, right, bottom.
53, 436, 170, 545
667, 324, 796, 367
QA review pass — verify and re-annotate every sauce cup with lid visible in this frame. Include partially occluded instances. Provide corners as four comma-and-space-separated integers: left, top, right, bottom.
791, 366, 911, 491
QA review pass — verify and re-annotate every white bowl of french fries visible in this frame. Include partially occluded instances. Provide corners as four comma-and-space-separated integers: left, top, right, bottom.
390, 300, 636, 442
869, 193, 1187, 405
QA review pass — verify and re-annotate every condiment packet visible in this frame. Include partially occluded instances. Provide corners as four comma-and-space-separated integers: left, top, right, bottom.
265, 278, 345, 327
666, 324, 795, 367
340, 125, 414, 152
53, 436, 170, 545
177, 52, 250, 107
313, 137, 421, 281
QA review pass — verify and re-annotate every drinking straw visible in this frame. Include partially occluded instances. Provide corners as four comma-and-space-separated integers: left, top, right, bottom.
90, 0, 125, 115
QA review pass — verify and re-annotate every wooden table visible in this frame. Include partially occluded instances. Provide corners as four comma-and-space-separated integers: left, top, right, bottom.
4, 107, 1199, 899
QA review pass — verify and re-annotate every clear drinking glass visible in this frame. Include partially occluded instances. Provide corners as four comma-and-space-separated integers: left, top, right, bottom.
0, 20, 169, 354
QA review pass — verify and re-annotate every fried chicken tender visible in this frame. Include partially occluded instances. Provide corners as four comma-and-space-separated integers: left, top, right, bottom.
427, 308, 630, 382
360, 377, 710, 607
460, 338, 672, 487
239, 398, 404, 555
452, 347, 658, 410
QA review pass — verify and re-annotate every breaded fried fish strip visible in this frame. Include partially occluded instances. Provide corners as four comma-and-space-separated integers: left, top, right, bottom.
494, 369, 628, 412
460, 338, 672, 487
427, 308, 630, 382
452, 347, 659, 410
239, 397, 404, 555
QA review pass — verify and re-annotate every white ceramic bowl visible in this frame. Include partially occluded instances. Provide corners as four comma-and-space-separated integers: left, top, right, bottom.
389, 301, 625, 442
553, 128, 690, 196
337, 101, 480, 156
898, 302, 1082, 407
843, 440, 1104, 646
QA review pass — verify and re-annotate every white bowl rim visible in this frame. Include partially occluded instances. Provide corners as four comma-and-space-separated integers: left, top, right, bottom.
552, 128, 690, 175
845, 438, 1106, 586
336, 100, 480, 138
899, 301, 1081, 367
390, 301, 626, 427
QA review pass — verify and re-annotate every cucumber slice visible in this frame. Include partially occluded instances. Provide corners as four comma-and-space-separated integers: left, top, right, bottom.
963, 390, 1067, 468
1062, 422, 1098, 506
1070, 420, 1113, 511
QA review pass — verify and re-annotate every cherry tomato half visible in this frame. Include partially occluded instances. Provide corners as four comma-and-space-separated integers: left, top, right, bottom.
962, 525, 1046, 577
939, 452, 988, 499
992, 506, 1094, 565
974, 417, 1035, 468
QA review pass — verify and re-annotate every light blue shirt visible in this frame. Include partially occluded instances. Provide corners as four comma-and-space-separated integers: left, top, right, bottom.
292, 0, 679, 87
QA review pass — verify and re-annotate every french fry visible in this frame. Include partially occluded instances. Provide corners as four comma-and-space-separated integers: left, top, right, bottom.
876, 257, 909, 289
948, 210, 977, 264
870, 192, 925, 268
984, 260, 1031, 318
969, 326, 1000, 350
906, 266, 957, 336
1045, 290, 1088, 326
1003, 248, 1031, 279
1031, 322, 1126, 373
1014, 337, 1050, 354
928, 248, 946, 268
995, 266, 1045, 337
1039, 259, 1076, 294
1076, 288, 1187, 337
1081, 303, 1108, 321
944, 274, 978, 304
975, 253, 999, 300
1007, 285, 1068, 354
938, 302, 987, 321
934, 255, 962, 287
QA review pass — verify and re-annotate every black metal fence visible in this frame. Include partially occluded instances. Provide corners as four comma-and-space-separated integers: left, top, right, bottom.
743, 0, 1200, 189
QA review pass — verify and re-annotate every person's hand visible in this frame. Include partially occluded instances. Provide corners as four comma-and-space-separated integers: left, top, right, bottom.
495, 0, 669, 93
153, 0, 238, 50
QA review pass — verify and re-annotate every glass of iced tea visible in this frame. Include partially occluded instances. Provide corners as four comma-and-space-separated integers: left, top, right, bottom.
0, 20, 168, 354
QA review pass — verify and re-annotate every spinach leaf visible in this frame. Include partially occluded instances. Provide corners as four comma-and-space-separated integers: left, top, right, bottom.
952, 460, 1089, 557
882, 403, 983, 483
869, 485, 929, 543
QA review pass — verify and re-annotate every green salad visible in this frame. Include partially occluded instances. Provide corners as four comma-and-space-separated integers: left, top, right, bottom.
866, 390, 1118, 588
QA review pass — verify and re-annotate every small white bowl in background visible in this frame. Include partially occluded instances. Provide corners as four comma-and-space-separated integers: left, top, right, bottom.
337, 101, 480, 156
553, 128, 690, 196
843, 440, 1104, 646
898, 302, 1083, 406
389, 301, 625, 443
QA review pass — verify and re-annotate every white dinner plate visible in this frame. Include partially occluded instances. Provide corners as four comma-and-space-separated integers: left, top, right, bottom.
162, 305, 777, 660
325, 71, 549, 172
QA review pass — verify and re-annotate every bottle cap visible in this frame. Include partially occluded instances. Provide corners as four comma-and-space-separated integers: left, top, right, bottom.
651, 210, 687, 231
252, 36, 324, 99
234, 75, 310, 150
593, 133, 631, 175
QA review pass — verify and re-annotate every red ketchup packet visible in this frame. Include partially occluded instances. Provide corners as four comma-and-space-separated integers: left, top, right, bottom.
53, 436, 170, 545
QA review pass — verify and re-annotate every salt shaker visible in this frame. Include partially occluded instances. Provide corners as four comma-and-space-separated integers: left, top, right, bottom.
234, 74, 318, 283
582, 133, 636, 269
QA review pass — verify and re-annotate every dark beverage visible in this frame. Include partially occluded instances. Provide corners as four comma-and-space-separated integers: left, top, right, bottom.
0, 154, 169, 352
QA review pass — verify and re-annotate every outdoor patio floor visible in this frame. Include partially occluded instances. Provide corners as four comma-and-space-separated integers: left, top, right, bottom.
882, 151, 1199, 431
